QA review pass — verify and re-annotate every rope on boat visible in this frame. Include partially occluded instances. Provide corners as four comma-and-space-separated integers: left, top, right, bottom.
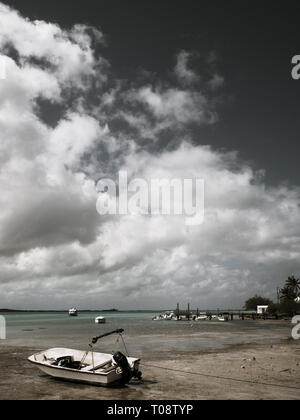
120, 334, 130, 357
80, 349, 90, 367
113, 333, 130, 357
113, 334, 121, 354
140, 363, 300, 391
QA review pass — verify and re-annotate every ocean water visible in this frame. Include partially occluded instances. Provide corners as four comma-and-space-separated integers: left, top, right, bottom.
0, 311, 292, 355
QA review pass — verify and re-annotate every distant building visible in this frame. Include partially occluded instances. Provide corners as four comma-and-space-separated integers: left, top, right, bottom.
257, 305, 269, 314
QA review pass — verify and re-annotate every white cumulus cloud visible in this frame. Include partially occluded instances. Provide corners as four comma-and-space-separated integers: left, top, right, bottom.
0, 3, 299, 310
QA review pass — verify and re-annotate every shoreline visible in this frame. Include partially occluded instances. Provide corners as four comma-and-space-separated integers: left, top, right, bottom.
0, 339, 299, 400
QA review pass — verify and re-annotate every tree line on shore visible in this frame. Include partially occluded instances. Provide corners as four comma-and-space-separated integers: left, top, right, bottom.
244, 276, 300, 316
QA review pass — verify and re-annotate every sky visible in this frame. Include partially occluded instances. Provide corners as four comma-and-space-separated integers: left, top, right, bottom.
0, 0, 299, 310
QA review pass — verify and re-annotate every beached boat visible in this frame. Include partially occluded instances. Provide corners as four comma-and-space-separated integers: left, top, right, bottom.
69, 308, 78, 317
28, 329, 142, 387
95, 316, 106, 324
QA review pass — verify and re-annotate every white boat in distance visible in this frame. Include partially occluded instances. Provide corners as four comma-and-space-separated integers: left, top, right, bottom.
152, 311, 184, 321
69, 308, 78, 317
95, 316, 106, 324
28, 329, 142, 387
172, 315, 183, 321
152, 311, 175, 321
196, 313, 208, 321
218, 314, 229, 322
196, 316, 208, 321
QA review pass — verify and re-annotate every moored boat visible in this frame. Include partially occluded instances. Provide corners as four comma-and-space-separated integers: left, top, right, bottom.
152, 311, 175, 321
218, 314, 229, 322
196, 313, 208, 321
152, 315, 163, 321
69, 308, 78, 317
172, 315, 183, 321
95, 316, 106, 324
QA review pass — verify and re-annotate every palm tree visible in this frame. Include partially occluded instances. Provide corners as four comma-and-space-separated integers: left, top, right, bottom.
280, 276, 300, 302
280, 286, 295, 302
286, 276, 300, 296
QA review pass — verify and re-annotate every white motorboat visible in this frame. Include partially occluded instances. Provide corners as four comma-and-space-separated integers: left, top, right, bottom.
69, 308, 78, 317
196, 313, 208, 321
28, 329, 142, 387
152, 311, 174, 321
161, 312, 173, 320
95, 316, 106, 324
152, 315, 163, 321
218, 315, 229, 322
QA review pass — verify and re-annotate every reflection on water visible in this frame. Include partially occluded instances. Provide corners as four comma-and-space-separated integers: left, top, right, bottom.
0, 312, 291, 354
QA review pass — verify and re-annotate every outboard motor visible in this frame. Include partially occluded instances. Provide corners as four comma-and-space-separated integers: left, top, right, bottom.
91, 330, 142, 384
113, 352, 132, 385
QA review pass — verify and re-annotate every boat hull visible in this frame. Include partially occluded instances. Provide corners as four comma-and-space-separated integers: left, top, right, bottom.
28, 348, 140, 387
30, 362, 119, 386
95, 318, 106, 324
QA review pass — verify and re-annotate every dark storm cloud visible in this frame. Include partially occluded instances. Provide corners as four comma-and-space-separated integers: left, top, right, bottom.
0, 1, 299, 310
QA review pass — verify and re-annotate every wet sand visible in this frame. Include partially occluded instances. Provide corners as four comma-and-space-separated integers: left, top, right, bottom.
0, 339, 299, 400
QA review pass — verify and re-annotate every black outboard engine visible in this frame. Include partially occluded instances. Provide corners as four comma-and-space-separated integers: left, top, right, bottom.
113, 352, 132, 385
91, 330, 142, 384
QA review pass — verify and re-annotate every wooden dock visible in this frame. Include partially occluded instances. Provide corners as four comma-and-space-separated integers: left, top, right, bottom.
173, 304, 282, 321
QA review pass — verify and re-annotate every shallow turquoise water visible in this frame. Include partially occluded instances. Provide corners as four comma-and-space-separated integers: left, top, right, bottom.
0, 311, 292, 355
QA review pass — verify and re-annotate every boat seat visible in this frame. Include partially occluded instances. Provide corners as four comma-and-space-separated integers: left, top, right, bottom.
80, 359, 113, 372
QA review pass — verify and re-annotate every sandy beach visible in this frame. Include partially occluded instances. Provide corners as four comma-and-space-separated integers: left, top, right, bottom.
0, 339, 299, 400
